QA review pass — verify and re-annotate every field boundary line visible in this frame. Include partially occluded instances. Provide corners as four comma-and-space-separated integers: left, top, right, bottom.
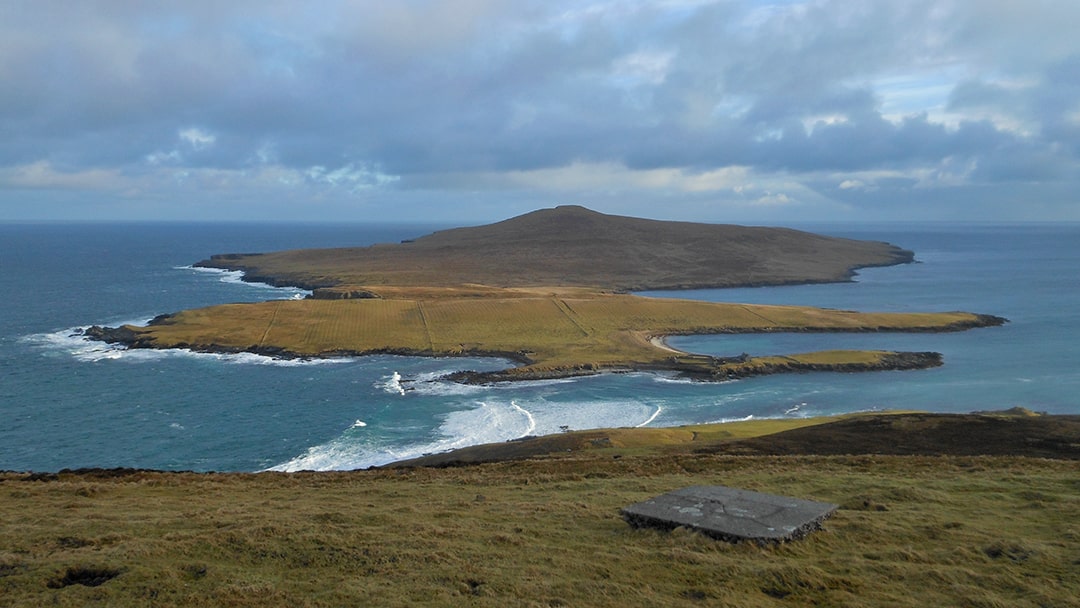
741, 305, 778, 327
415, 301, 435, 351
258, 301, 282, 347
555, 299, 590, 337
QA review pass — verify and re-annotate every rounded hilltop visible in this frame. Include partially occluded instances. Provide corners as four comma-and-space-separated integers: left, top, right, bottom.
196, 205, 914, 291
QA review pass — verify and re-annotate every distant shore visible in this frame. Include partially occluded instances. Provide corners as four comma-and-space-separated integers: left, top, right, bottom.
86, 320, 974, 385
82, 207, 1006, 385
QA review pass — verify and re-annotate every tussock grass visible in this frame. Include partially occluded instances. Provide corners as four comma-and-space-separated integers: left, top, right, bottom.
2, 454, 1077, 607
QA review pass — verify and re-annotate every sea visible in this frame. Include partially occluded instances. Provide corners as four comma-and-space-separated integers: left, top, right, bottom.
2, 221, 1077, 472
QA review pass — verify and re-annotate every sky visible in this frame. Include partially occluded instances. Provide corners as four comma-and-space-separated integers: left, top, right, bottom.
1, 0, 1078, 224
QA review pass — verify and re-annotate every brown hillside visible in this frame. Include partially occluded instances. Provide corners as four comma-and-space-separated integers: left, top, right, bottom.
390, 412, 1080, 467
197, 206, 913, 290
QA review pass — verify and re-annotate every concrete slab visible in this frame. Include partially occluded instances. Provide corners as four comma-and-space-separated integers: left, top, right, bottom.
621, 485, 838, 543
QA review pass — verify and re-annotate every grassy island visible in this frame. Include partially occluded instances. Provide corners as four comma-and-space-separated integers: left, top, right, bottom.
88, 206, 1004, 381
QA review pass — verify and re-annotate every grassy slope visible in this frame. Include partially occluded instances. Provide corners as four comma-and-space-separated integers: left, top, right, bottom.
118, 292, 995, 378
196, 206, 914, 291
2, 413, 1078, 607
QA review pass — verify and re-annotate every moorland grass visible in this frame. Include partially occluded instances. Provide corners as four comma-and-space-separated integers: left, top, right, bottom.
195, 206, 914, 291
2, 452, 1076, 607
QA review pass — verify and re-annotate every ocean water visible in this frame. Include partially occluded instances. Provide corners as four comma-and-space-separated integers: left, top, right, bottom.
1, 221, 1077, 472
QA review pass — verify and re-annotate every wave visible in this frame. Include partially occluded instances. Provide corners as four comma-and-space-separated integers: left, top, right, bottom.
399, 365, 579, 397
510, 401, 537, 435
22, 324, 149, 362
175, 265, 311, 298
650, 375, 696, 385
636, 405, 663, 427
268, 400, 536, 471
374, 366, 500, 397
405, 380, 489, 397
784, 402, 805, 416
703, 414, 756, 424
23, 326, 356, 367
378, 371, 407, 395
268, 396, 663, 471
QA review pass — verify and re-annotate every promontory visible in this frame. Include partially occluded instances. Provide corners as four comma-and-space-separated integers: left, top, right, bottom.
86, 206, 1005, 381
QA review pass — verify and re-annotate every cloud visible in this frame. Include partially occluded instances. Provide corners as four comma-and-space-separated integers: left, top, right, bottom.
179, 128, 217, 150
0, 161, 121, 191
0, 0, 1078, 221
305, 163, 400, 192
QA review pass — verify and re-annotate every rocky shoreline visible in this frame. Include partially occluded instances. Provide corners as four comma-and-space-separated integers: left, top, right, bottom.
444, 350, 945, 384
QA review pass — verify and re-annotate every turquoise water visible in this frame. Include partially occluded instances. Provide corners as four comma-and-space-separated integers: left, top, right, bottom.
2, 222, 1077, 472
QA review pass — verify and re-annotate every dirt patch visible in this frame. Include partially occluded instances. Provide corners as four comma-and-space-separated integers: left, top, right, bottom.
47, 567, 121, 588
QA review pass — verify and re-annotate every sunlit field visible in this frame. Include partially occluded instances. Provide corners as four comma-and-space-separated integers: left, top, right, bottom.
113, 291, 996, 379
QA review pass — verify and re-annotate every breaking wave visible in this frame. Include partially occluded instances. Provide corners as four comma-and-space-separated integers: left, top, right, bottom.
176, 265, 311, 299
268, 396, 662, 471
637, 405, 662, 427
23, 326, 354, 367
378, 371, 407, 395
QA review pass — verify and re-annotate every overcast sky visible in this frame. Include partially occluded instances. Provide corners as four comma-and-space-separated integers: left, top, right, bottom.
1, 1, 1078, 224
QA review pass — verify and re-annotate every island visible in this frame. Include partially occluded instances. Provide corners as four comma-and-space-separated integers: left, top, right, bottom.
86, 205, 1005, 381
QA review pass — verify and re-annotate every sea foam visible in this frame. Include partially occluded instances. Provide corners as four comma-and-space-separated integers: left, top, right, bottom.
378, 371, 407, 395
176, 265, 311, 299
268, 396, 664, 471
25, 326, 355, 367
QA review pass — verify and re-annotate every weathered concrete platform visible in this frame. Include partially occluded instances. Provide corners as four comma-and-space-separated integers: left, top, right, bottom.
621, 485, 838, 543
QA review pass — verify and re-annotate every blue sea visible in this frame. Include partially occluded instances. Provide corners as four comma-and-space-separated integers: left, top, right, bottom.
2, 221, 1077, 472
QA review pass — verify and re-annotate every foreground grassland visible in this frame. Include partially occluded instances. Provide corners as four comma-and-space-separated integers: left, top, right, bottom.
107, 291, 998, 380
2, 427, 1077, 607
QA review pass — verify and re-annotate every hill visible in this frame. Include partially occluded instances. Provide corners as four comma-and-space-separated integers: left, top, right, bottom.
196, 205, 914, 291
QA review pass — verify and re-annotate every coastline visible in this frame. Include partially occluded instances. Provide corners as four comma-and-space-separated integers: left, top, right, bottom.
81, 274, 1006, 385
649, 335, 682, 354
194, 240, 917, 294
85, 314, 995, 385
